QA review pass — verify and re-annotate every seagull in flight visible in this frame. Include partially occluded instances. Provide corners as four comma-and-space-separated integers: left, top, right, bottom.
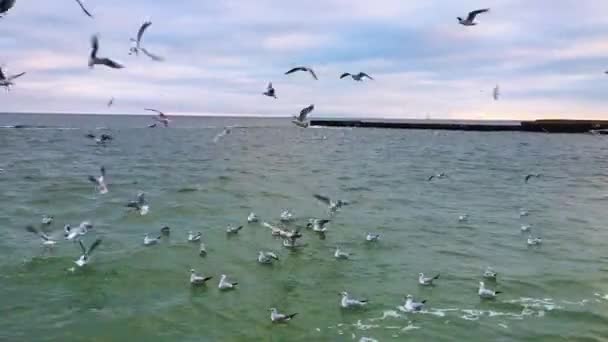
88, 166, 108, 194
126, 192, 149, 215
525, 173, 542, 183
478, 281, 501, 299
428, 172, 448, 181
129, 20, 164, 61
285, 66, 318, 80
292, 104, 314, 128
144, 108, 170, 127
64, 221, 93, 241
190, 269, 213, 286
270, 308, 298, 323
403, 295, 426, 312
86, 133, 113, 145
493, 85, 500, 101
458, 8, 490, 26
73, 0, 94, 18
307, 219, 330, 232
340, 292, 368, 308
26, 225, 57, 247
340, 72, 374, 81
418, 272, 440, 286
263, 82, 277, 99
0, 66, 26, 91
258, 251, 279, 264
313, 194, 348, 213
74, 238, 102, 267
89, 35, 124, 69
107, 97, 114, 107
0, 0, 16, 17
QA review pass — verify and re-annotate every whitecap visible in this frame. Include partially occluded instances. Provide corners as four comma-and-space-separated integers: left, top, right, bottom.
401, 322, 421, 331
353, 320, 380, 331
369, 310, 402, 321
498, 323, 509, 329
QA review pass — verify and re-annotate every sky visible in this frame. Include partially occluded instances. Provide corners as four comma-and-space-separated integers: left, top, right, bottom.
1, 0, 608, 120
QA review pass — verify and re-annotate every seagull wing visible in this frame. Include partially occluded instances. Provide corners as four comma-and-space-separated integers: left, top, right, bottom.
313, 194, 331, 205
360, 72, 374, 80
90, 35, 99, 59
137, 192, 145, 205
7, 72, 25, 81
299, 105, 314, 121
87, 238, 102, 255
88, 175, 98, 184
285, 67, 306, 75
140, 48, 164, 62
0, 67, 5, 80
145, 108, 166, 117
100, 166, 105, 177
74, 0, 94, 18
340, 73, 351, 79
96, 58, 124, 69
267, 82, 273, 90
308, 68, 318, 80
137, 21, 152, 44
467, 8, 490, 21
78, 240, 87, 255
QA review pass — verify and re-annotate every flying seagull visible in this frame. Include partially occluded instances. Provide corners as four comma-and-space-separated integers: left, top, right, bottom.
26, 225, 57, 247
307, 219, 330, 232
144, 108, 170, 127
525, 173, 541, 183
340, 72, 374, 81
263, 82, 277, 99
130, 21, 164, 61
74, 0, 94, 18
313, 194, 348, 213
0, 0, 16, 17
292, 104, 314, 128
107, 97, 115, 107
0, 66, 26, 91
428, 173, 448, 181
493, 85, 500, 100
285, 66, 318, 80
74, 238, 102, 267
88, 166, 108, 194
270, 308, 297, 323
126, 192, 149, 215
89, 35, 124, 69
64, 221, 93, 241
458, 8, 490, 26
86, 133, 113, 145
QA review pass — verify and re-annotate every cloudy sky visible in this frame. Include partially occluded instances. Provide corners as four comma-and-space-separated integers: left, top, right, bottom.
1, 0, 608, 119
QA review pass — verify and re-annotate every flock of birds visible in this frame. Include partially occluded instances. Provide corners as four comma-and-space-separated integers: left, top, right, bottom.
3, 0, 553, 326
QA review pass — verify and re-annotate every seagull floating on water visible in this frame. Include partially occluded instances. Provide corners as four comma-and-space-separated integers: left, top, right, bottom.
143, 234, 161, 246
340, 72, 373, 81
190, 269, 213, 286
89, 35, 124, 69
519, 209, 529, 217
144, 108, 170, 127
334, 247, 350, 260
0, 66, 26, 91
213, 127, 231, 143
366, 233, 380, 242
188, 231, 202, 242
73, 0, 94, 18
226, 225, 243, 235
0, 0, 16, 17
521, 224, 531, 232
428, 173, 448, 181
403, 295, 426, 312
285, 66, 318, 80
199, 242, 207, 257
525, 173, 542, 183
218, 274, 238, 290
314, 194, 348, 214
258, 251, 279, 264
292, 105, 314, 128
483, 267, 497, 280
126, 192, 149, 215
263, 82, 277, 99
26, 225, 57, 247
478, 281, 501, 299
340, 292, 368, 308
160, 226, 171, 236
41, 215, 54, 226
527, 235, 542, 246
129, 20, 164, 61
270, 308, 297, 323
247, 212, 259, 223
64, 221, 93, 241
458, 214, 469, 223
418, 272, 440, 286
86, 133, 113, 145
280, 210, 294, 222
74, 238, 102, 267
458, 8, 490, 26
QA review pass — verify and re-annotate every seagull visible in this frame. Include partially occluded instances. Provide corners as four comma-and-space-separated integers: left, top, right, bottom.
129, 21, 164, 61
247, 212, 259, 223
519, 209, 529, 217
0, 0, 16, 17
340, 72, 374, 81
258, 251, 279, 264
213, 127, 231, 143
86, 133, 113, 145
263, 222, 284, 236
0, 66, 26, 91
25, 225, 57, 247
73, 0, 94, 18
74, 238, 102, 267
493, 85, 500, 101
428, 173, 448, 181
520, 224, 531, 232
199, 242, 207, 257
226, 225, 243, 235
458, 214, 469, 223
107, 97, 114, 107
126, 192, 149, 215
270, 308, 297, 323
190, 269, 213, 286
282, 237, 305, 249
366, 233, 380, 242
307, 219, 330, 232
483, 267, 497, 280
218, 274, 238, 290
89, 35, 124, 69
292, 105, 314, 128
280, 210, 293, 222
313, 194, 348, 213
418, 273, 440, 286
64, 221, 93, 241
143, 234, 161, 246
340, 292, 368, 308
527, 235, 542, 246
263, 82, 277, 99
187, 231, 202, 242
458, 8, 490, 26
478, 281, 501, 299
161, 226, 171, 236
41, 215, 54, 226
285, 66, 318, 80
144, 108, 170, 127
403, 295, 426, 312
334, 247, 350, 260
525, 173, 542, 183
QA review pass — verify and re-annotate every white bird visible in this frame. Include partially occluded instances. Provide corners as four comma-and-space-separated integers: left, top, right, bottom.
493, 85, 500, 101
258, 251, 279, 264
263, 222, 283, 236
280, 210, 294, 222
64, 221, 93, 241
340, 292, 368, 308
89, 35, 124, 69
41, 215, 54, 225
74, 238, 102, 267
292, 105, 314, 128
88, 166, 108, 194
190, 269, 213, 286
527, 236, 542, 246
143, 234, 161, 246
0, 66, 26, 91
73, 0, 94, 18
144, 108, 170, 127
418, 273, 440, 286
129, 21, 164, 61
199, 242, 207, 257
458, 8, 490, 26
458, 214, 469, 223
403, 295, 426, 312
366, 233, 380, 242
521, 224, 531, 232
26, 225, 57, 247
218, 274, 238, 290
478, 281, 501, 299
187, 231, 202, 242
334, 247, 350, 260
0, 0, 16, 17
247, 212, 259, 223
263, 82, 277, 99
519, 209, 529, 217
483, 267, 497, 280
213, 127, 231, 143
126, 192, 149, 215
340, 72, 374, 81
285, 66, 318, 80
270, 308, 297, 323
313, 194, 348, 213
307, 219, 330, 232
226, 225, 243, 235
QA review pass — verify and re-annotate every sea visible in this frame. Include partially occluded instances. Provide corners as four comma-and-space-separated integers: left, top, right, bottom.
1, 113, 607, 341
